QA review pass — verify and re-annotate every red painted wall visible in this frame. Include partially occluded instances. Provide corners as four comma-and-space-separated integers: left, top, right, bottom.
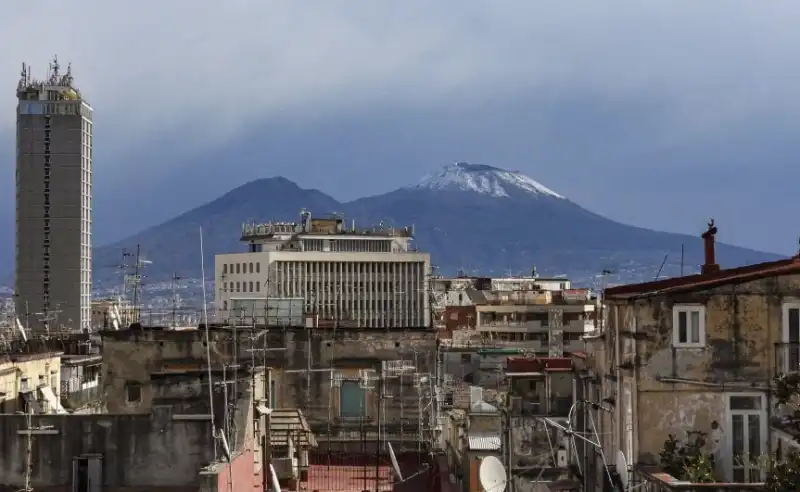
215, 449, 262, 492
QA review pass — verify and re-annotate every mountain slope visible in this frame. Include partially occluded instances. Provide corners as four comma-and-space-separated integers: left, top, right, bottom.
92, 177, 341, 287
343, 186, 774, 281
93, 162, 782, 288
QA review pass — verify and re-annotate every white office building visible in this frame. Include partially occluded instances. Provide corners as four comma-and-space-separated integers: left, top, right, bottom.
215, 211, 431, 328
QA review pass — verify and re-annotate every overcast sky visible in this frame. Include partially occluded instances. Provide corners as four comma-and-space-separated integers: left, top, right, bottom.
2, 0, 800, 260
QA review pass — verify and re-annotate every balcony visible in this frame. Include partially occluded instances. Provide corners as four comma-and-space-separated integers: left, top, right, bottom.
60, 385, 101, 411
509, 395, 572, 418
774, 341, 800, 376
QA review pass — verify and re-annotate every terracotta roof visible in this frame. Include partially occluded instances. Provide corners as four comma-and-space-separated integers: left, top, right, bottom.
604, 255, 800, 300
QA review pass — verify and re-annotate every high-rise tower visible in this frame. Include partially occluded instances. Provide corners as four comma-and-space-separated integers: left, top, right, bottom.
15, 57, 92, 332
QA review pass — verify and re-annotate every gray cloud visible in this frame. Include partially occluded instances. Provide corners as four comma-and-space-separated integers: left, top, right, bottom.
2, 0, 800, 263
3, 1, 800, 149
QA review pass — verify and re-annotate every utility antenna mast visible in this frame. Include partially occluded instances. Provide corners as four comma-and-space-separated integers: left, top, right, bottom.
18, 405, 55, 492
35, 304, 62, 336
126, 244, 151, 324
171, 273, 182, 328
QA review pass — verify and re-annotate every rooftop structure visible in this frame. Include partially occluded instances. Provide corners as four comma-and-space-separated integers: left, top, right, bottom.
218, 210, 431, 328
243, 209, 413, 239
15, 57, 93, 333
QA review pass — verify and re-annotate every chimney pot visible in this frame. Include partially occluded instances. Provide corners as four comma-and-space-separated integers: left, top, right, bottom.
701, 219, 720, 275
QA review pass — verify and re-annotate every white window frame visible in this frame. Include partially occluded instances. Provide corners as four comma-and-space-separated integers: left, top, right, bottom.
726, 393, 767, 483
672, 304, 706, 348
781, 302, 800, 373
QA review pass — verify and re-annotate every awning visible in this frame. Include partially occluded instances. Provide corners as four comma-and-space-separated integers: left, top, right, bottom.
39, 386, 67, 414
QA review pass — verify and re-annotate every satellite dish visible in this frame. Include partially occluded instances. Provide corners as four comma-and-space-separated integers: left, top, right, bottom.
616, 450, 629, 490
386, 442, 403, 481
478, 456, 507, 492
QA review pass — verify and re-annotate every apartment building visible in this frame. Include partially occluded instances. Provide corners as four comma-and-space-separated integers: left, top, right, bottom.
583, 221, 800, 489
440, 288, 595, 353
15, 59, 93, 332
215, 211, 430, 328
0, 350, 64, 414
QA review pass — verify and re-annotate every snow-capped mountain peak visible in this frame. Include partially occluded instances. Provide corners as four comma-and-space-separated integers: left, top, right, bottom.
412, 162, 565, 199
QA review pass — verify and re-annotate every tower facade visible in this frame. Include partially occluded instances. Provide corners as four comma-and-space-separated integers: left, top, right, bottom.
15, 58, 92, 332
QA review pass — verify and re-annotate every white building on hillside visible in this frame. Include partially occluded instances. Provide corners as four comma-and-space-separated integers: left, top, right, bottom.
215, 210, 431, 328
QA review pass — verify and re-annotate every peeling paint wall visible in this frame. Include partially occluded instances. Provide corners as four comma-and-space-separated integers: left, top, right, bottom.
637, 391, 726, 463
102, 327, 436, 441
587, 272, 800, 480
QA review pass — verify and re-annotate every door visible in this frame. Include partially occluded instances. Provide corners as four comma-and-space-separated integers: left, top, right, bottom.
339, 380, 366, 418
72, 456, 101, 492
72, 458, 88, 492
728, 394, 766, 483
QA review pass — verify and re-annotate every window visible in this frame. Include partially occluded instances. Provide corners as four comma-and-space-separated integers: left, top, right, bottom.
782, 302, 800, 373
727, 394, 766, 483
672, 305, 705, 347
38, 375, 45, 387
255, 282, 260, 292
256, 262, 260, 273
223, 264, 227, 274
339, 380, 367, 418
126, 382, 142, 403
249, 263, 253, 274
249, 281, 254, 292
236, 263, 240, 274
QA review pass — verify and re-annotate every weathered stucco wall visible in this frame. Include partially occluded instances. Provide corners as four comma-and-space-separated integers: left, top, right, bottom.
636, 391, 726, 463
599, 272, 800, 472
101, 327, 244, 413
266, 328, 436, 435
0, 414, 216, 490
101, 326, 435, 441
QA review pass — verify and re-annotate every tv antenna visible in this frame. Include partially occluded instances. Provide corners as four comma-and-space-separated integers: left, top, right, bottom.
171, 273, 183, 328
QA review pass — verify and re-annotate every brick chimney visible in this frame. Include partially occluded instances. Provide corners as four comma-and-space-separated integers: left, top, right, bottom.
701, 219, 720, 275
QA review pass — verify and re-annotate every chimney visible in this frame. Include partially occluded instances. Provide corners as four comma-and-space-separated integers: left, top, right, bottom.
701, 219, 720, 275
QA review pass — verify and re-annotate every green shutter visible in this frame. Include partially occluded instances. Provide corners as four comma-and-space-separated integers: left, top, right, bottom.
340, 381, 366, 418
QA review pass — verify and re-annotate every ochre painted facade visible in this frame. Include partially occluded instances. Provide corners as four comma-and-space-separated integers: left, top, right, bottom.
0, 352, 62, 413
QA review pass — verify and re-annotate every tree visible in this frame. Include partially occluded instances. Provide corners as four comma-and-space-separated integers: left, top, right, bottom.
659, 431, 716, 483
764, 451, 800, 492
765, 372, 800, 490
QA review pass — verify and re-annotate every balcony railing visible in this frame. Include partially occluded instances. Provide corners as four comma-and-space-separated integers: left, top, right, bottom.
60, 386, 101, 411
774, 341, 800, 376
509, 395, 572, 417
633, 466, 764, 491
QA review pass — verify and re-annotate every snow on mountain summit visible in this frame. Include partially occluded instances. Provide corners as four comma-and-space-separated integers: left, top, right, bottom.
412, 162, 565, 199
